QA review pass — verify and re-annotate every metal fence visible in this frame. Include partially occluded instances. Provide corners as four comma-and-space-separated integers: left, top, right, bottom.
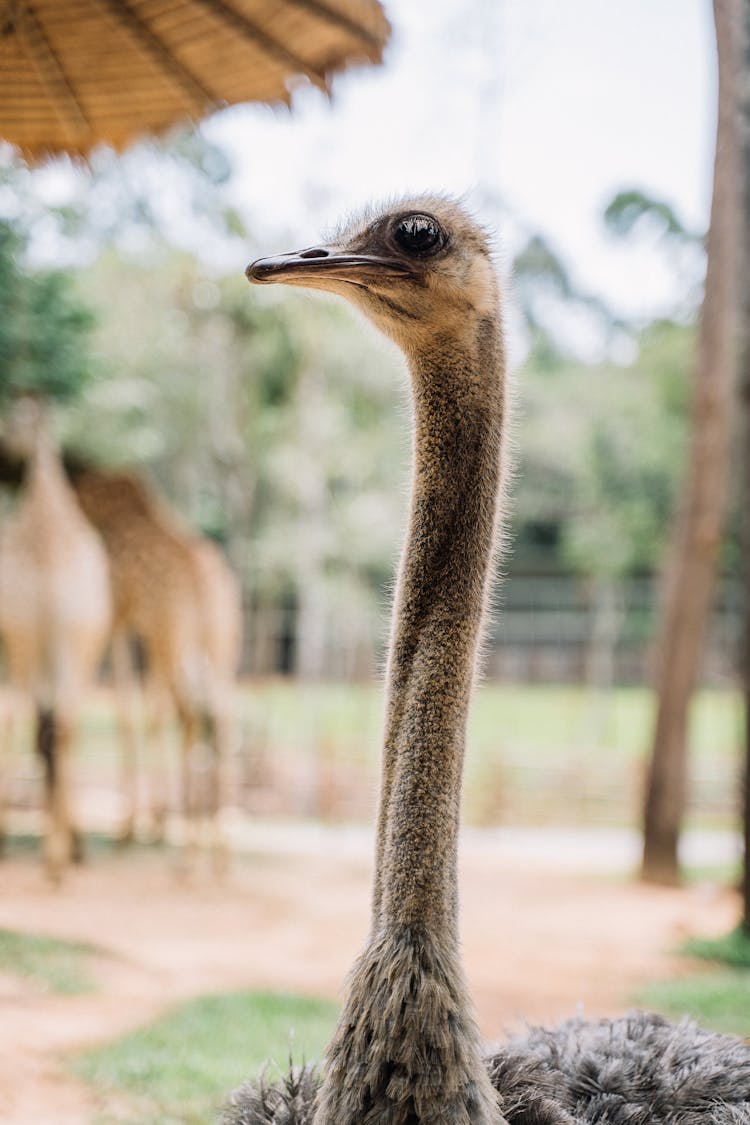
243, 575, 742, 686
485, 575, 741, 685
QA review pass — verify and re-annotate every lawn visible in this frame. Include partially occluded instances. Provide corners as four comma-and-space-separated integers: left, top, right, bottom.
683, 925, 750, 969
235, 682, 741, 768
640, 970, 750, 1039
4, 682, 742, 829
237, 682, 742, 827
0, 927, 98, 994
74, 991, 337, 1125
639, 927, 750, 1039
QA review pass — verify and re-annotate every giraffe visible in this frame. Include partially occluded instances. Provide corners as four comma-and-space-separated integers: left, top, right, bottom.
73, 469, 241, 866
0, 403, 111, 880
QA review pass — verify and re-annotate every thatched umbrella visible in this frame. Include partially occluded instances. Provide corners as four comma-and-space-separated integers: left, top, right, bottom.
0, 0, 389, 160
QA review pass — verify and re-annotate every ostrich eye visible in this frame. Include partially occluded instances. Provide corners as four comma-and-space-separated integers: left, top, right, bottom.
393, 213, 444, 256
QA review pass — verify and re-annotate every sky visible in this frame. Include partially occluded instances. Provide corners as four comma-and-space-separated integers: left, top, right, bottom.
206, 0, 714, 325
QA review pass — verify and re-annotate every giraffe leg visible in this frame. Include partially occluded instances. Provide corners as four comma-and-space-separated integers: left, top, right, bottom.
37, 706, 61, 881
144, 689, 170, 843
54, 713, 80, 872
0, 692, 18, 856
112, 631, 140, 845
1, 676, 31, 857
71, 823, 86, 864
175, 703, 199, 875
208, 707, 231, 877
38, 707, 77, 883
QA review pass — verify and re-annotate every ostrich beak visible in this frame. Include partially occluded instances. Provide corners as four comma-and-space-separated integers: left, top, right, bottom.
246, 245, 410, 287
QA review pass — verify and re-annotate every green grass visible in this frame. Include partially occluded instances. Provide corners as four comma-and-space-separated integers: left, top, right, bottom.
679, 862, 742, 887
639, 926, 750, 1038
7, 682, 742, 829
238, 682, 741, 768
683, 926, 750, 969
238, 682, 742, 827
640, 969, 750, 1038
74, 990, 338, 1125
0, 927, 97, 994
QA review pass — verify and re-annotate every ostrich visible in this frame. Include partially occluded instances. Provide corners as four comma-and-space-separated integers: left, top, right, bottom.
0, 403, 111, 880
225, 198, 750, 1124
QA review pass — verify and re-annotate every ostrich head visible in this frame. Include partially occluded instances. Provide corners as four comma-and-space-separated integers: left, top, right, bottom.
246, 196, 498, 357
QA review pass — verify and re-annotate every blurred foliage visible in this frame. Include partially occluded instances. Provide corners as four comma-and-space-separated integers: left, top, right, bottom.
512, 318, 693, 577
603, 188, 706, 319
0, 142, 716, 675
62, 233, 696, 583
0, 218, 95, 404
59, 244, 407, 674
604, 190, 700, 244
683, 927, 750, 969
0, 130, 244, 264
512, 233, 622, 364
58, 229, 701, 676
510, 184, 709, 596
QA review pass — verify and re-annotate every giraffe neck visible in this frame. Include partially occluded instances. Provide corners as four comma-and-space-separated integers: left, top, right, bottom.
373, 319, 506, 935
25, 430, 83, 525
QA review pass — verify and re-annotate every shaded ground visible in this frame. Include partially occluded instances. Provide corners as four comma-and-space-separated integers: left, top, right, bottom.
0, 825, 741, 1125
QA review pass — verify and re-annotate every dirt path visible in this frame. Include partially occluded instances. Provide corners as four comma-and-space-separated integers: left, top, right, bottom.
0, 827, 740, 1124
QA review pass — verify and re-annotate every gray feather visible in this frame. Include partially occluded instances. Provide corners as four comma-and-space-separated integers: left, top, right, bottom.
222, 1011, 750, 1124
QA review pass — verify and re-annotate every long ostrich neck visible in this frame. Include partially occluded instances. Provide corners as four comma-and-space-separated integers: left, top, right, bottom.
373, 319, 505, 933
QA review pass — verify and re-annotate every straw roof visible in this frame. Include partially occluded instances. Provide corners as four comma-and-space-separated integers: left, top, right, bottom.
0, 0, 390, 160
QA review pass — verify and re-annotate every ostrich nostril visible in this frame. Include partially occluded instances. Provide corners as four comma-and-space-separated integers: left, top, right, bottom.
299, 247, 329, 258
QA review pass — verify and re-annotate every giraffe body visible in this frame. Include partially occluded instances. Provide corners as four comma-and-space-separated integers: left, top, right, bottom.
0, 423, 110, 879
74, 470, 241, 861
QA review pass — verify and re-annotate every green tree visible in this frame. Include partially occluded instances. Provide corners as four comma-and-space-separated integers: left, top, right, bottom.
0, 130, 244, 266
63, 244, 407, 675
604, 189, 701, 243
0, 218, 95, 406
515, 319, 692, 699
511, 233, 620, 366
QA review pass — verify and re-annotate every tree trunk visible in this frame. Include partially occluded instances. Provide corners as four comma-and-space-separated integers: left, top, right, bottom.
738, 0, 750, 935
642, 0, 741, 885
